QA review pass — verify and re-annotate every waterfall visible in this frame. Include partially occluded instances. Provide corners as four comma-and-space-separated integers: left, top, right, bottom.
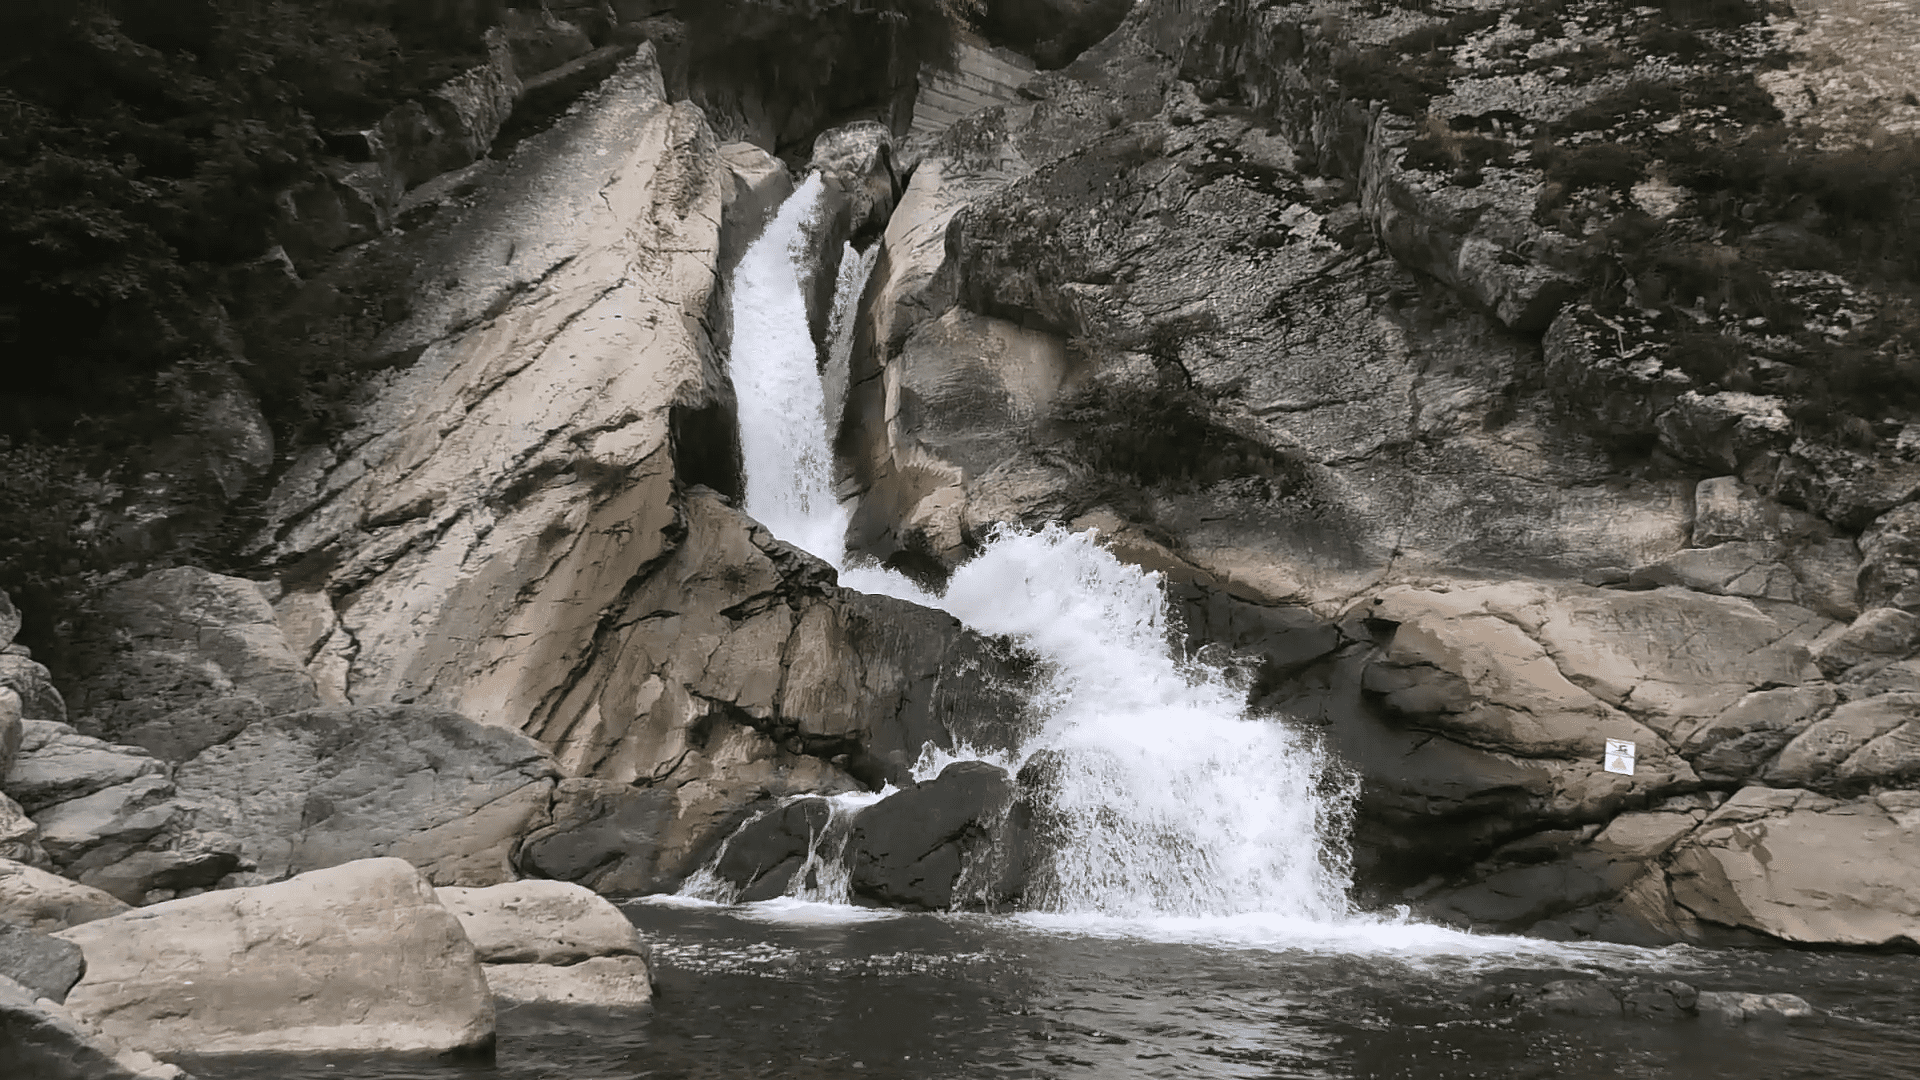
734, 175, 851, 563
719, 179, 1355, 921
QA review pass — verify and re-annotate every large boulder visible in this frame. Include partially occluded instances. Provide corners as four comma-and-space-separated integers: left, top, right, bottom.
55, 858, 495, 1057
174, 706, 558, 888
1667, 787, 1920, 947
0, 974, 188, 1080
435, 880, 641, 966
60, 568, 320, 763
436, 879, 651, 1007
0, 859, 130, 933
846, 761, 1017, 910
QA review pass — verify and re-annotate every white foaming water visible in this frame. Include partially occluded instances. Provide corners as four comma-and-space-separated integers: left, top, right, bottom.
733, 174, 851, 562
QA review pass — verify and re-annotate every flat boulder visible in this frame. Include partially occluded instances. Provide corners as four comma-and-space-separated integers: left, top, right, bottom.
174, 705, 558, 887
1667, 787, 1920, 947
55, 858, 494, 1056
437, 880, 650, 1008
436, 880, 640, 965
482, 956, 652, 1007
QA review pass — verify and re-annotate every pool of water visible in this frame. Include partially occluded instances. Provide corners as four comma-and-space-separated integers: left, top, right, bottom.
190, 898, 1920, 1080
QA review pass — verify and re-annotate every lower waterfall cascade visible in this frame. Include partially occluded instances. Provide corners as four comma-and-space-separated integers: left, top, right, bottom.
708, 176, 1358, 921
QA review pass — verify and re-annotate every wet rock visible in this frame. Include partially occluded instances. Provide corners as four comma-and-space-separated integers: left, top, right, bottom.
60, 567, 319, 763
0, 921, 84, 1003
1422, 852, 1645, 931
174, 705, 558, 888
847, 761, 1016, 910
1667, 787, 1920, 947
809, 120, 900, 249
56, 858, 494, 1057
1695, 991, 1821, 1024
717, 140, 794, 277
4, 722, 165, 815
713, 798, 833, 901
0, 974, 189, 1080
436, 880, 642, 966
0, 860, 130, 933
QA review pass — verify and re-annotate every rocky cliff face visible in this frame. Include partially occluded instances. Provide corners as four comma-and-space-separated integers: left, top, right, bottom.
6, 0, 1917, 957
831, 0, 1920, 946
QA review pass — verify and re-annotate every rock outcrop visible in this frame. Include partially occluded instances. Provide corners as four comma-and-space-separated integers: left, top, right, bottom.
175, 705, 558, 889
231, 47, 1032, 899
437, 879, 652, 1007
55, 858, 495, 1057
816, 0, 1920, 945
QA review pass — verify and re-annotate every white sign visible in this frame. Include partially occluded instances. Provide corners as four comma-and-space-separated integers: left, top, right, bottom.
1604, 738, 1637, 777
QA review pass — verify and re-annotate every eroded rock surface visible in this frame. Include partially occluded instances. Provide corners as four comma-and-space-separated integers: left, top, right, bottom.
174, 706, 558, 888
55, 858, 494, 1057
437, 879, 652, 1007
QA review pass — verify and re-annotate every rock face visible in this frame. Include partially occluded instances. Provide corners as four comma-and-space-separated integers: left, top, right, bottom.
437, 880, 652, 1007
55, 858, 495, 1057
2, 723, 242, 904
711, 797, 834, 901
846, 761, 1018, 909
0, 974, 188, 1080
174, 706, 558, 888
814, 0, 1920, 944
1667, 788, 1920, 947
241, 49, 1029, 897
61, 569, 320, 763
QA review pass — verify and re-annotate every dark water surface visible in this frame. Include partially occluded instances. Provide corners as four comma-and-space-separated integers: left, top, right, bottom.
190, 899, 1920, 1080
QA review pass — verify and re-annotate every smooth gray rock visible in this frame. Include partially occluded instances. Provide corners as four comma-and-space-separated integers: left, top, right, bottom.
56, 858, 493, 1057
60, 566, 320, 762
174, 705, 557, 887
0, 920, 84, 1003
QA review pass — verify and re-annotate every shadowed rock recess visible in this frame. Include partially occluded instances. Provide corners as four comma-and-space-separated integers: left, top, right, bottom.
4, 8, 1920, 1069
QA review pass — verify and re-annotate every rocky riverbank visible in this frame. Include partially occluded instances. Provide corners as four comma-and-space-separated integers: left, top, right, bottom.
5, 0, 1920, 1071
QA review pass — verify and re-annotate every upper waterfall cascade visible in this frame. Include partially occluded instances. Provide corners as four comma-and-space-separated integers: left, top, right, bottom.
720, 178, 1356, 920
